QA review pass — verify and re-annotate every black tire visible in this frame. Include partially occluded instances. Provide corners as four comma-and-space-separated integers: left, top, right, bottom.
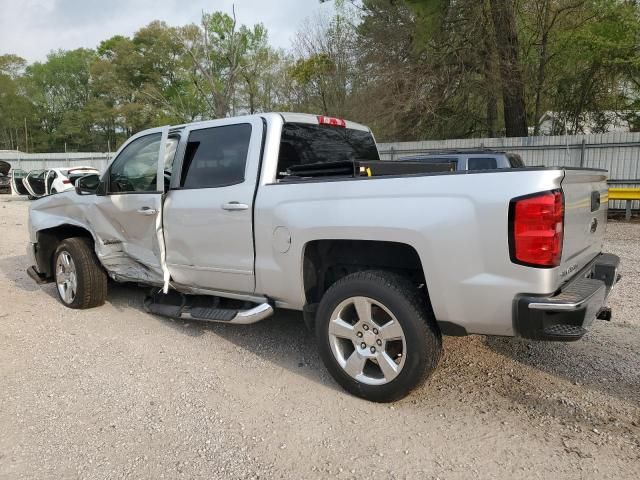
53, 237, 107, 309
51, 188, 57, 194
316, 270, 442, 402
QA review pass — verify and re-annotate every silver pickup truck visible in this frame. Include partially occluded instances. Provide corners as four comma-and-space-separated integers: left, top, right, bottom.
27, 113, 620, 402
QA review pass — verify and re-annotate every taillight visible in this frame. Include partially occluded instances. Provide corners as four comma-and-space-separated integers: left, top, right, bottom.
62, 179, 71, 184
317, 115, 346, 128
509, 190, 564, 268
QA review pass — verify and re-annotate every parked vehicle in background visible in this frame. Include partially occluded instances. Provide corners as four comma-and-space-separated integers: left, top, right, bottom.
398, 150, 525, 172
10, 169, 29, 196
27, 113, 619, 402
0, 161, 11, 194
11, 166, 100, 198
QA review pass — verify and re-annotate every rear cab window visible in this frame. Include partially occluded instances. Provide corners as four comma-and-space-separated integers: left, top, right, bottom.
277, 123, 379, 179
467, 157, 498, 170
507, 153, 525, 168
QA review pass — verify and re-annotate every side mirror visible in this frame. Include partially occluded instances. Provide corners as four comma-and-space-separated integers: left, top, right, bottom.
75, 174, 100, 195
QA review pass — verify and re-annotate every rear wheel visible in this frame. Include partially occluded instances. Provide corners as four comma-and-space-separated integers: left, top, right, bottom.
316, 270, 442, 402
54, 237, 107, 309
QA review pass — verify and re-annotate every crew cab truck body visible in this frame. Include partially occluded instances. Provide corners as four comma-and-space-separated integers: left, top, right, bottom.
27, 113, 620, 402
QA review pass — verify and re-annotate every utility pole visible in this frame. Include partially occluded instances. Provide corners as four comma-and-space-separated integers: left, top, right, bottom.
24, 118, 28, 153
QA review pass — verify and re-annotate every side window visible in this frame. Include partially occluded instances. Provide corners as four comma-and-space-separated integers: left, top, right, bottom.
507, 153, 525, 168
467, 157, 498, 170
108, 133, 161, 193
180, 124, 252, 189
163, 137, 179, 191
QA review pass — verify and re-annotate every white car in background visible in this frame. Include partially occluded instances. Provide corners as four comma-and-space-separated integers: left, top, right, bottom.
13, 166, 100, 198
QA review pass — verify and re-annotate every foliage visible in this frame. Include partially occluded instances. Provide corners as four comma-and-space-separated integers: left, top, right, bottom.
0, 1, 639, 151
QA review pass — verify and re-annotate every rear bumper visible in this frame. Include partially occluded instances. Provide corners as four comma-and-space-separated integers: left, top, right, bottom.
513, 253, 620, 341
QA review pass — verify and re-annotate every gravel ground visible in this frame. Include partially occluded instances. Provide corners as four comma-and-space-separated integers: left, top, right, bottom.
0, 197, 638, 479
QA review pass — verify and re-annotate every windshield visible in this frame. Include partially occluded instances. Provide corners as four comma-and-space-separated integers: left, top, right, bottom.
277, 123, 379, 179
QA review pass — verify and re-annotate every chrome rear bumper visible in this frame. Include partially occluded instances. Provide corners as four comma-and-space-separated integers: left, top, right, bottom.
513, 253, 620, 341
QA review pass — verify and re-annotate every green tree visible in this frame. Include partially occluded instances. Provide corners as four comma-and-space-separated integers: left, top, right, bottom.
25, 48, 96, 150
0, 54, 37, 151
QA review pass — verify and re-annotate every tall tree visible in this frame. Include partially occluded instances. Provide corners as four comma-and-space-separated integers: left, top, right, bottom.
489, 0, 529, 137
25, 48, 96, 150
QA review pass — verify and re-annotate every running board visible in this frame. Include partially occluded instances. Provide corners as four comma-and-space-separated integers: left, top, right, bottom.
184, 303, 273, 324
143, 292, 273, 325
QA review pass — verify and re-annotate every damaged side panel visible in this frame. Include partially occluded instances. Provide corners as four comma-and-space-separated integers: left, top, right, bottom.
29, 126, 171, 286
30, 193, 165, 284
91, 195, 165, 285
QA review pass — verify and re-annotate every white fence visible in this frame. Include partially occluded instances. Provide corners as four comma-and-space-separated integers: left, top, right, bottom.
2, 131, 639, 210
378, 131, 640, 211
0, 152, 111, 173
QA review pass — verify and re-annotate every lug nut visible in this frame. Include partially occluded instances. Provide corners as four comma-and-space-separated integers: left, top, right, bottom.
373, 328, 378, 335
376, 339, 382, 346
370, 346, 376, 353
360, 342, 366, 349
356, 331, 363, 338
363, 325, 369, 331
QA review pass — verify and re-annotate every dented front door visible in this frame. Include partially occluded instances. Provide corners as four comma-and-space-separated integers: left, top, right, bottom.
91, 127, 169, 284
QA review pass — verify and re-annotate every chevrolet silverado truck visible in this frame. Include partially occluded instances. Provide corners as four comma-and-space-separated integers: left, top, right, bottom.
27, 113, 620, 402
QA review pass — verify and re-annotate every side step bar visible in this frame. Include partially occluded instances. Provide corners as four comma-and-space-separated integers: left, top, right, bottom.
184, 303, 273, 324
144, 292, 273, 325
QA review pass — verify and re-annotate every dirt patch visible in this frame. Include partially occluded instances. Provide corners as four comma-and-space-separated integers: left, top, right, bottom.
0, 197, 638, 479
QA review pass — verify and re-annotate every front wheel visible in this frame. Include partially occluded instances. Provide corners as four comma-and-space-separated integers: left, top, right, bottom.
54, 237, 107, 309
316, 270, 442, 402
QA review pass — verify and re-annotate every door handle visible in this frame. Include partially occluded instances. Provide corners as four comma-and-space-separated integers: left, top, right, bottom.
222, 202, 249, 211
137, 207, 158, 216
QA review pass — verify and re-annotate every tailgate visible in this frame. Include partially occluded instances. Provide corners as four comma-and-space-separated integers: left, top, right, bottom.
560, 169, 608, 282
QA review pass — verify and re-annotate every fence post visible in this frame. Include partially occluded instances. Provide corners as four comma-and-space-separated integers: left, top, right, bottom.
390, 146, 395, 161
579, 139, 586, 167
626, 200, 632, 221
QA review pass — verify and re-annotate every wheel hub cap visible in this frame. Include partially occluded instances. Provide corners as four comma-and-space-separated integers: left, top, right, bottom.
362, 330, 376, 345
55, 251, 77, 304
328, 296, 407, 386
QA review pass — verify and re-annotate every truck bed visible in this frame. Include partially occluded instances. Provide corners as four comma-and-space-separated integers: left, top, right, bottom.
255, 166, 608, 337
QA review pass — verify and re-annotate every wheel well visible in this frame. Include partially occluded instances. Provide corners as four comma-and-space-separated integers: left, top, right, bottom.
302, 240, 427, 305
36, 225, 93, 278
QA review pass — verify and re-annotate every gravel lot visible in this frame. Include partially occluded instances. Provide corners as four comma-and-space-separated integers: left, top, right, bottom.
0, 197, 638, 479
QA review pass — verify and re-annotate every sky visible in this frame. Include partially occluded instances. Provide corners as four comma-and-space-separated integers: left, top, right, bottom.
0, 0, 331, 63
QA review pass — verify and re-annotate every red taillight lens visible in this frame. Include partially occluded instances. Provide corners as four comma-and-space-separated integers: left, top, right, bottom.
62, 179, 71, 184
509, 190, 564, 267
317, 115, 346, 128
